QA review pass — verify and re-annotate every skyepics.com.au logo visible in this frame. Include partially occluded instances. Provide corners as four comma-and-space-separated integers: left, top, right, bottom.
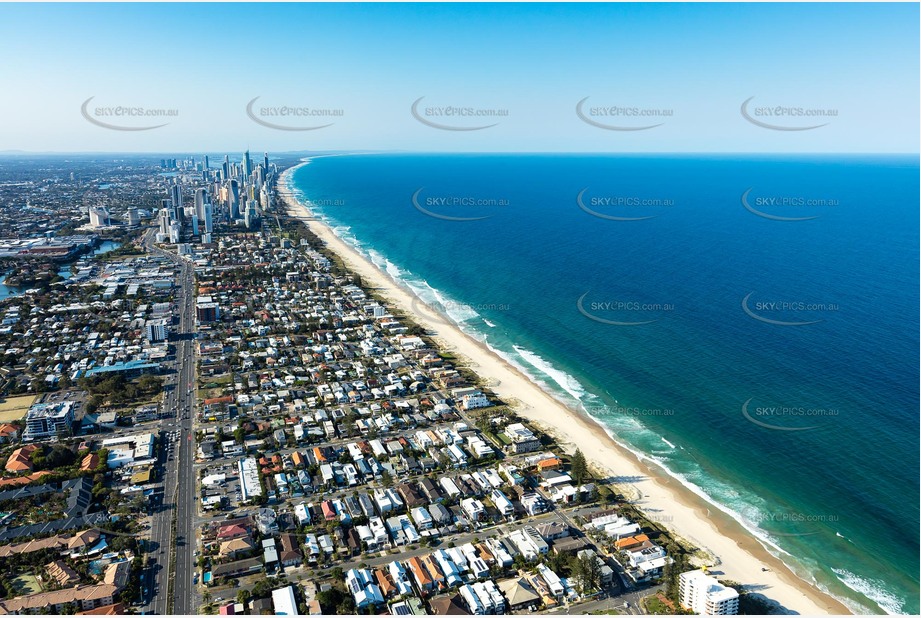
577, 188, 675, 221
741, 96, 838, 131
409, 294, 511, 327
411, 188, 509, 222
81, 96, 178, 131
750, 511, 839, 537
246, 96, 343, 131
577, 291, 674, 326
411, 97, 508, 131
742, 292, 838, 326
576, 97, 673, 131
610, 404, 676, 418
742, 188, 839, 222
742, 397, 839, 432
305, 197, 347, 208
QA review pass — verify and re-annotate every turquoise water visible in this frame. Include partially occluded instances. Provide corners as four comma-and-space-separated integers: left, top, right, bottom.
291, 153, 919, 614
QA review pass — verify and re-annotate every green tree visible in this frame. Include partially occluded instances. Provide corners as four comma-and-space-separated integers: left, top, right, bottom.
251, 578, 274, 599
571, 448, 588, 486
663, 543, 687, 602
571, 552, 601, 595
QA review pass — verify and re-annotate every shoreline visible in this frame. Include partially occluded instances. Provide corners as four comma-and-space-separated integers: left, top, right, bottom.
277, 160, 852, 616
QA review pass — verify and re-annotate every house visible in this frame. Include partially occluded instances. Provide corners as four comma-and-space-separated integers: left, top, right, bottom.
461, 498, 485, 522
498, 577, 541, 611
535, 521, 569, 541
411, 506, 434, 530
0, 424, 20, 443
419, 478, 444, 503
406, 556, 435, 594
491, 489, 515, 518
429, 503, 454, 526
521, 492, 548, 516
536, 564, 564, 598
262, 538, 279, 572
345, 569, 385, 609
428, 593, 470, 615
219, 537, 255, 559
5, 444, 38, 473
216, 524, 250, 541
278, 533, 302, 567
536, 457, 562, 472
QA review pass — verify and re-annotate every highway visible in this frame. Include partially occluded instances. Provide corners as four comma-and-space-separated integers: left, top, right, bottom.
140, 229, 199, 615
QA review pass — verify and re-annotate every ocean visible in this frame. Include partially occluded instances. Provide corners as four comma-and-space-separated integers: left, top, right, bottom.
289, 153, 919, 614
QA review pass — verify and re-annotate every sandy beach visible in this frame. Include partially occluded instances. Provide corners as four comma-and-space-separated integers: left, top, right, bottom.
278, 161, 851, 616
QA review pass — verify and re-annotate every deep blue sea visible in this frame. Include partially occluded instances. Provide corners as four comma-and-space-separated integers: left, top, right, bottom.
291, 153, 919, 614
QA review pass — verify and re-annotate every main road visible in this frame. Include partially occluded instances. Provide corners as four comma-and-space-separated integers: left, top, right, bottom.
141, 229, 199, 614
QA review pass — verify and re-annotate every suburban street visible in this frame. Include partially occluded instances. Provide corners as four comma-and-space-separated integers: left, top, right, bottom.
140, 229, 198, 615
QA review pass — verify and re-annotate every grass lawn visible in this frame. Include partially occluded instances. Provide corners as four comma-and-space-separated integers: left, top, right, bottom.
642, 594, 675, 615
11, 573, 42, 595
0, 395, 36, 422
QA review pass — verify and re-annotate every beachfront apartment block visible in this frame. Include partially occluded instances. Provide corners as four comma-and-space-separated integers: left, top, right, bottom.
502, 422, 542, 453
679, 570, 740, 615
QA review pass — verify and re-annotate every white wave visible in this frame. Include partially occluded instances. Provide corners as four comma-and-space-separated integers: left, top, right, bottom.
832, 569, 904, 615
428, 284, 480, 323
512, 345, 586, 402
661, 437, 677, 449
484, 319, 496, 327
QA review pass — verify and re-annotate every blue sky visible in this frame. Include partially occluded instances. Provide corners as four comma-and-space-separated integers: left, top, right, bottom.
0, 3, 917, 153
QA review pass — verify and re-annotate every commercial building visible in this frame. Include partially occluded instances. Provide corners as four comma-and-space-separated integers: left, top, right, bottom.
145, 318, 169, 342
239, 457, 263, 502
196, 296, 220, 323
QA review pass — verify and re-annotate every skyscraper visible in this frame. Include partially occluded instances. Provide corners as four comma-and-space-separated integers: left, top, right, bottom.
194, 188, 208, 220
203, 203, 213, 234
203, 155, 209, 170
263, 152, 269, 173
228, 180, 240, 220
159, 208, 170, 235
170, 183, 182, 211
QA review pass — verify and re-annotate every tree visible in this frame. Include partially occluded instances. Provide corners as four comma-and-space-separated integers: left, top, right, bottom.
237, 589, 252, 605
251, 578, 274, 599
380, 469, 393, 488
571, 552, 601, 595
663, 542, 687, 602
571, 448, 588, 486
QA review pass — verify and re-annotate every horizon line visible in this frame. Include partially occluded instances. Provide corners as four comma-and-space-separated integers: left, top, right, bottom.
0, 150, 917, 157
